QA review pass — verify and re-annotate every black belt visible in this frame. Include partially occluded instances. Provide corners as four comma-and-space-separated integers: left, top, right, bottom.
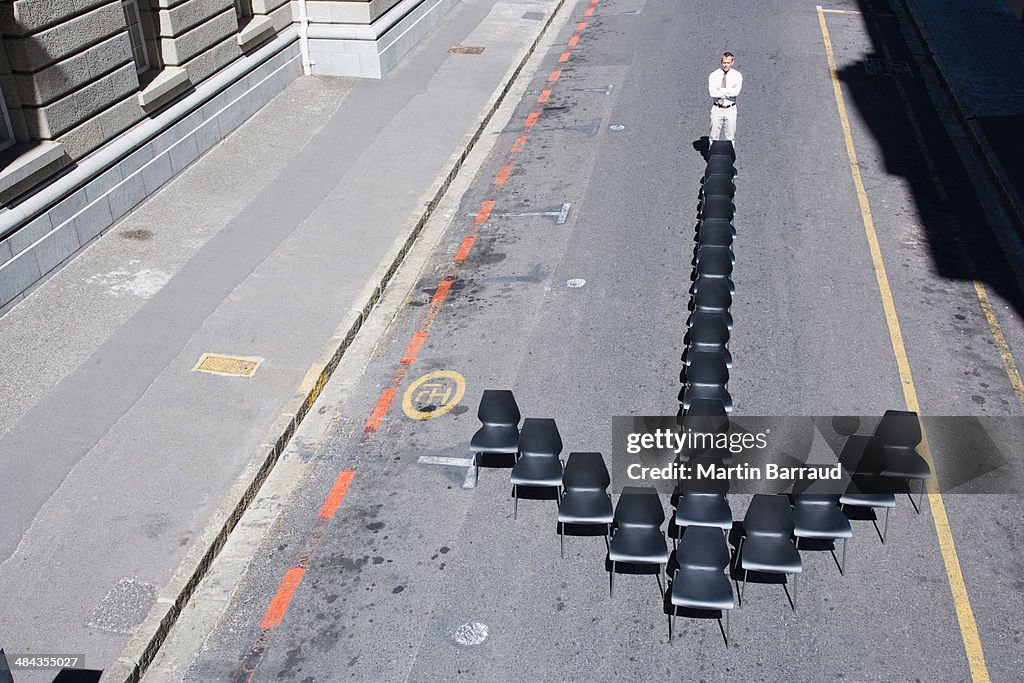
714, 102, 735, 108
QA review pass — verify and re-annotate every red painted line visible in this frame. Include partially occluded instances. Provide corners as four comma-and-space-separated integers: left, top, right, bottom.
319, 470, 356, 518
548, 69, 561, 82
537, 89, 552, 104
260, 567, 306, 629
591, 0, 599, 5
431, 277, 455, 305
525, 111, 541, 127
511, 135, 529, 153
495, 164, 514, 186
585, 7, 594, 16
475, 199, 495, 223
365, 388, 397, 432
578, 21, 587, 30
455, 233, 478, 260
568, 34, 580, 47
559, 51, 571, 63
402, 330, 430, 365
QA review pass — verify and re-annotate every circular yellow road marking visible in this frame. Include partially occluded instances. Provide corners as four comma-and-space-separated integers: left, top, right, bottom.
402, 370, 466, 420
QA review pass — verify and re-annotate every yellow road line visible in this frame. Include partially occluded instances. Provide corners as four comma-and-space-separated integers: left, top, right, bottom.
816, 8, 991, 682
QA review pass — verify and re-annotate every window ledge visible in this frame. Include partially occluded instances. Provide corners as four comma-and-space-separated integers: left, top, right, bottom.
137, 67, 191, 111
0, 141, 68, 202
237, 16, 276, 52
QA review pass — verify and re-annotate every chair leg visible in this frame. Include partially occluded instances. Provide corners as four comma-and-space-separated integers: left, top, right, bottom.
841, 537, 848, 575
882, 506, 890, 544
725, 609, 730, 646
670, 611, 675, 644
792, 572, 798, 611
740, 568, 747, 606
560, 523, 564, 559
474, 452, 480, 482
610, 560, 616, 598
918, 478, 925, 513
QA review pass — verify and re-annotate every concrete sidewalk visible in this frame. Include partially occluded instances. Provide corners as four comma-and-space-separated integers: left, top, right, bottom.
0, 0, 564, 680
899, 0, 1024, 229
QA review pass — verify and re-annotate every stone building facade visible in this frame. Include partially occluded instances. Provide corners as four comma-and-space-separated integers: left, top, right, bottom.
0, 0, 453, 312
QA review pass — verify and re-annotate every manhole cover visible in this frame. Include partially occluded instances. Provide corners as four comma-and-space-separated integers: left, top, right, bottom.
86, 578, 156, 635
193, 353, 262, 377
449, 46, 485, 55
863, 58, 912, 78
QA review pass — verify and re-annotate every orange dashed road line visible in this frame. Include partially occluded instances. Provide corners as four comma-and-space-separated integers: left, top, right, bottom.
511, 134, 529, 153
559, 51, 571, 62
455, 234, 478, 260
585, 7, 594, 16
495, 164, 514, 185
548, 69, 562, 82
400, 331, 429, 365
568, 35, 580, 47
475, 199, 496, 223
260, 567, 307, 629
577, 21, 587, 30
319, 471, 356, 519
537, 89, 552, 103
525, 111, 541, 126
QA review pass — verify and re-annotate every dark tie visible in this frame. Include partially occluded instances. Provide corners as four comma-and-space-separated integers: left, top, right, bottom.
721, 72, 727, 90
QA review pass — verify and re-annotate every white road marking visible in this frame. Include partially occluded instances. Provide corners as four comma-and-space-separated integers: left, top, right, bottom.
450, 622, 489, 646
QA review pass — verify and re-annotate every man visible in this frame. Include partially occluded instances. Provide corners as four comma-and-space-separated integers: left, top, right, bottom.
708, 52, 743, 143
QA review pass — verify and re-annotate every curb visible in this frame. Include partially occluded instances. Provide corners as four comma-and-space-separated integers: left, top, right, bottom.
104, 1, 569, 680
897, 0, 1024, 235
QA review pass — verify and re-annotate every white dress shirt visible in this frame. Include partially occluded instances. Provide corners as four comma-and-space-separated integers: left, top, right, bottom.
708, 68, 743, 105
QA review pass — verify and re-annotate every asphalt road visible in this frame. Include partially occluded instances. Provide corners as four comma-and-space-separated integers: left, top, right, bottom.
149, 0, 1023, 680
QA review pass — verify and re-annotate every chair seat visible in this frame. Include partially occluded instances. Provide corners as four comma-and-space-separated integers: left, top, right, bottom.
741, 536, 802, 574
674, 494, 733, 530
793, 505, 853, 539
676, 527, 731, 570
559, 489, 613, 524
510, 455, 563, 487
680, 385, 733, 412
840, 492, 896, 508
671, 567, 735, 611
609, 527, 670, 564
470, 423, 519, 454
881, 446, 931, 480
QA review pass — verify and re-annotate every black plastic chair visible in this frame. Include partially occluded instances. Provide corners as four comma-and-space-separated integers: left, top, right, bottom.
609, 487, 670, 597
683, 311, 732, 367
682, 398, 728, 417
735, 494, 802, 610
704, 155, 736, 178
838, 435, 898, 543
701, 175, 736, 198
707, 139, 736, 160
470, 390, 521, 481
792, 494, 852, 574
699, 195, 735, 222
558, 452, 613, 558
689, 276, 734, 329
693, 246, 735, 288
669, 526, 735, 644
510, 418, 563, 519
679, 350, 732, 412
696, 218, 735, 248
875, 410, 931, 513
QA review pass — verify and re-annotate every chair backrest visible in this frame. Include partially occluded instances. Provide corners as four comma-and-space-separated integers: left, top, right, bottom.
874, 410, 921, 449
743, 494, 795, 536
477, 389, 520, 426
701, 175, 736, 198
682, 397, 728, 417
518, 418, 562, 457
687, 311, 730, 346
676, 526, 731, 570
699, 217, 737, 239
708, 139, 736, 160
705, 155, 736, 177
838, 434, 886, 475
691, 276, 733, 312
562, 452, 610, 490
695, 247, 734, 279
684, 351, 729, 387
614, 486, 665, 527
700, 196, 735, 221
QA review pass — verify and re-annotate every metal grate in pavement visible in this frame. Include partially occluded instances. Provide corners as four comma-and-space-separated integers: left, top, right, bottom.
193, 353, 262, 377
864, 58, 913, 77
